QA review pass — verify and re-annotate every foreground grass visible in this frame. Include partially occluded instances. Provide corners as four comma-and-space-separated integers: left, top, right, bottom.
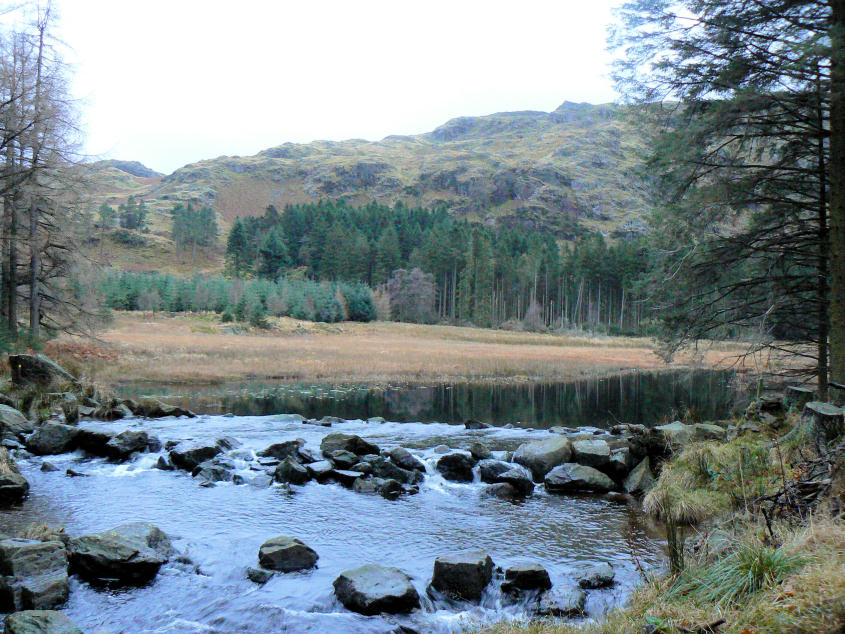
486, 415, 845, 634
45, 312, 743, 386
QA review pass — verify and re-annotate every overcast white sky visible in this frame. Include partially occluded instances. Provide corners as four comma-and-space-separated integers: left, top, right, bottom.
51, 0, 624, 174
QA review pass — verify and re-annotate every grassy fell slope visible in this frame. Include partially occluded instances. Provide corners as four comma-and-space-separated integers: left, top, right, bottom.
84, 101, 650, 272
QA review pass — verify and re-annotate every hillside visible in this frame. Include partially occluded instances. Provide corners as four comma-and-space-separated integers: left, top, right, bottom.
85, 101, 651, 273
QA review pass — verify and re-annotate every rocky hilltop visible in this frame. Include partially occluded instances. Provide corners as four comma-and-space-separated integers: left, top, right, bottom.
90, 101, 649, 241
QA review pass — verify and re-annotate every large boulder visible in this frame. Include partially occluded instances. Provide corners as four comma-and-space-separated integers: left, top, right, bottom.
501, 563, 552, 593
544, 463, 615, 494
495, 467, 534, 496
623, 457, 655, 496
320, 433, 379, 457
571, 439, 611, 469
105, 431, 156, 460
8, 355, 75, 388
25, 423, 80, 456
69, 522, 172, 584
273, 457, 311, 485
435, 453, 475, 482
478, 459, 511, 483
576, 562, 615, 589
480, 483, 523, 500
469, 441, 492, 461
693, 423, 727, 441
655, 422, 695, 447
328, 450, 358, 470
169, 442, 221, 471
429, 551, 494, 601
74, 426, 116, 456
604, 446, 634, 480
257, 439, 305, 461
0, 407, 32, 438
388, 447, 426, 472
536, 587, 587, 617
513, 437, 572, 481
333, 564, 420, 615
0, 539, 68, 611
192, 461, 232, 483
0, 474, 28, 505
368, 456, 422, 485
258, 536, 318, 572
4, 610, 83, 634
305, 460, 334, 482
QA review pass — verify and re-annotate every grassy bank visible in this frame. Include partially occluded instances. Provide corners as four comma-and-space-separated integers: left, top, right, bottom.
485, 409, 845, 633
44, 312, 745, 387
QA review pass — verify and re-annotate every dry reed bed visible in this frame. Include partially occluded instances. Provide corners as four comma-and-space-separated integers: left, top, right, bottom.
48, 313, 747, 386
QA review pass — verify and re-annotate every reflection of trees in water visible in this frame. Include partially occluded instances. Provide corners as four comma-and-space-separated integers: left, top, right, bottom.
138, 370, 745, 428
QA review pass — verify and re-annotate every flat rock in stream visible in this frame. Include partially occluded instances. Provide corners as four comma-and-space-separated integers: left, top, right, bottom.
544, 463, 615, 494
429, 550, 494, 601
74, 426, 116, 456
536, 587, 587, 617
4, 610, 83, 634
273, 457, 311, 485
495, 467, 534, 496
501, 563, 552, 593
69, 522, 173, 584
333, 564, 420, 615
478, 459, 511, 483
258, 536, 318, 572
388, 447, 426, 472
576, 562, 615, 588
105, 430, 157, 460
257, 439, 305, 461
0, 474, 29, 504
169, 443, 222, 471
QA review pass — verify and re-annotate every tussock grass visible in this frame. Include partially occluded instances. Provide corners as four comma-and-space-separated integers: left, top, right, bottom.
49, 312, 743, 386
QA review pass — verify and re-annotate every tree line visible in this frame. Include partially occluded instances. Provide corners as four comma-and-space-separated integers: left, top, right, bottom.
225, 200, 652, 332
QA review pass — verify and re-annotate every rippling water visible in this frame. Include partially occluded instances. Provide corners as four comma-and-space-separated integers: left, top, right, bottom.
1, 414, 667, 633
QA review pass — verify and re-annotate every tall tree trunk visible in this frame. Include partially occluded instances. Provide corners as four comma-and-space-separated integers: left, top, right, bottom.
817, 68, 830, 400
830, 0, 845, 393
28, 198, 38, 341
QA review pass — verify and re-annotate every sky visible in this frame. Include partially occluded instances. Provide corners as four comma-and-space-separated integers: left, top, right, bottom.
49, 0, 624, 174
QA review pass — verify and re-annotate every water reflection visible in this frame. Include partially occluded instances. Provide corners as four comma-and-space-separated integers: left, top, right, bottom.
122, 369, 747, 429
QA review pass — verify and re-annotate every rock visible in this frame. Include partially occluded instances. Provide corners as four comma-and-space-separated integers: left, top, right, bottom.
0, 539, 68, 611
333, 564, 420, 615
246, 566, 274, 584
469, 441, 492, 461
430, 551, 494, 601
369, 456, 422, 485
604, 447, 633, 479
480, 483, 522, 500
571, 439, 611, 469
693, 423, 726, 441
501, 563, 552, 593
64, 470, 86, 478
8, 355, 75, 388
133, 397, 195, 419
169, 442, 222, 471
248, 474, 274, 488
655, 422, 695, 447
331, 469, 365, 488
367, 416, 386, 424
536, 587, 586, 617
478, 459, 511, 483
257, 457, 279, 467
435, 453, 475, 482
623, 458, 655, 495
296, 447, 320, 464
155, 455, 175, 471
353, 477, 384, 495
273, 457, 311, 485
25, 423, 79, 456
320, 433, 379, 457
803, 401, 845, 448
305, 460, 334, 482
545, 464, 615, 494
69, 522, 172, 584
40, 462, 58, 473
74, 426, 115, 455
232, 474, 246, 485
4, 610, 83, 634
60, 400, 79, 426
192, 461, 232, 483
257, 439, 305, 461
464, 419, 490, 430
513, 437, 573, 481
328, 450, 358, 470
0, 406, 32, 438
349, 462, 372, 475
388, 447, 426, 472
258, 536, 318, 572
611, 423, 647, 436
0, 474, 29, 504
496, 467, 534, 496
433, 444, 450, 454
105, 430, 154, 460
378, 479, 405, 500
784, 385, 815, 409
214, 436, 242, 451
576, 562, 615, 588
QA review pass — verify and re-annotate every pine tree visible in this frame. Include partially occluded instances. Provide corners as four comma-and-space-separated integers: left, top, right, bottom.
226, 218, 250, 277
373, 224, 400, 284
257, 229, 290, 280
